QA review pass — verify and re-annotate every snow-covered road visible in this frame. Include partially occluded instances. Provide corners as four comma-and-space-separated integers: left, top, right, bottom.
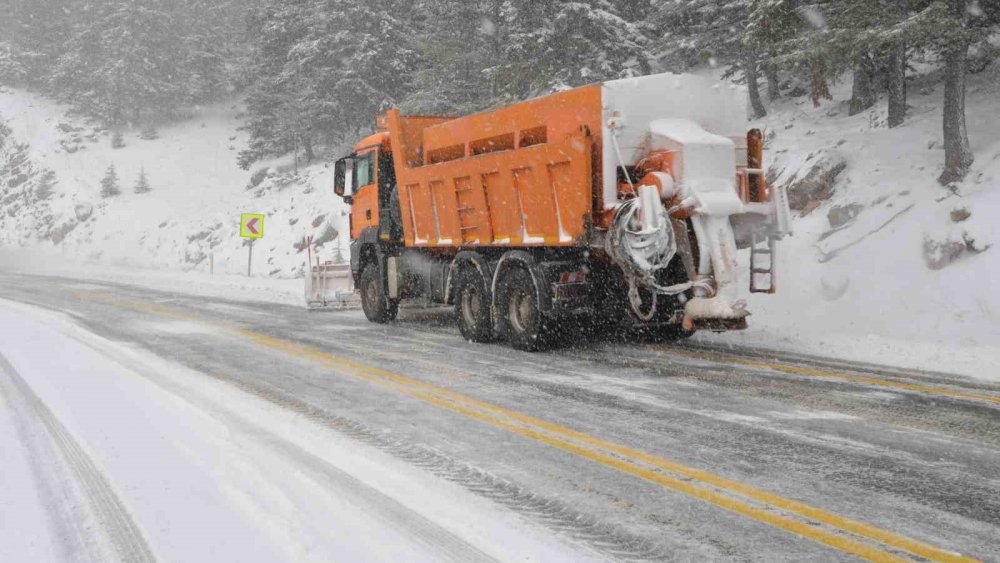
1, 272, 998, 561
0, 295, 592, 562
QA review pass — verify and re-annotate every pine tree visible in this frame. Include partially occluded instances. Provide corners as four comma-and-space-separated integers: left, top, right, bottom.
100, 164, 121, 198
49, 0, 188, 125
140, 124, 159, 140
134, 167, 151, 194
34, 169, 57, 201
111, 130, 125, 149
238, 0, 417, 169
403, 0, 502, 114
500, 0, 648, 98
0, 0, 80, 87
937, 0, 977, 184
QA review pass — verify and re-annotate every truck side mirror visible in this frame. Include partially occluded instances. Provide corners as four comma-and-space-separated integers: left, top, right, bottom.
333, 157, 354, 204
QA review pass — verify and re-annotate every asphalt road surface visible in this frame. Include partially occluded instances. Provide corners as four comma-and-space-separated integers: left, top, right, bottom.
1, 272, 998, 562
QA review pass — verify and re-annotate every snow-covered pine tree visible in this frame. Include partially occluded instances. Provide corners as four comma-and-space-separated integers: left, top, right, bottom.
0, 0, 80, 87
500, 0, 649, 98
403, 0, 503, 114
239, 0, 416, 169
34, 169, 56, 201
654, 0, 771, 115
653, 0, 751, 71
134, 167, 151, 194
140, 124, 159, 140
49, 0, 187, 125
238, 0, 314, 169
935, 0, 977, 184
100, 164, 121, 198
178, 0, 248, 102
111, 130, 125, 149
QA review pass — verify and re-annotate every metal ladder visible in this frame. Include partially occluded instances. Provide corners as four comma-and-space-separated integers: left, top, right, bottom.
749, 233, 776, 294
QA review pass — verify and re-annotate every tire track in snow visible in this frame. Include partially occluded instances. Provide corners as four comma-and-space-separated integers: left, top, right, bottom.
67, 323, 670, 562
0, 351, 156, 563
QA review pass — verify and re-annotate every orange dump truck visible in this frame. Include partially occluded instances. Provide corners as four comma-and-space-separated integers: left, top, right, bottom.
333, 72, 792, 350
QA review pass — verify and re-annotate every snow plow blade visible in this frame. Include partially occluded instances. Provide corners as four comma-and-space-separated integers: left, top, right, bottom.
305, 262, 358, 310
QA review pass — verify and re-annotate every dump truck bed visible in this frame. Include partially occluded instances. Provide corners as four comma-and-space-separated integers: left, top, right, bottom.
385, 86, 603, 248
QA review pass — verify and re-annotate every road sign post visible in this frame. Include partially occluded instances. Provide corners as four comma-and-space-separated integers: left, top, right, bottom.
240, 213, 265, 277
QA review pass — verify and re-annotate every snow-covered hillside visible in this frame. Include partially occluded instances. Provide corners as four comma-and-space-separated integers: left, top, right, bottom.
1, 65, 998, 378
711, 64, 1000, 377
0, 88, 349, 278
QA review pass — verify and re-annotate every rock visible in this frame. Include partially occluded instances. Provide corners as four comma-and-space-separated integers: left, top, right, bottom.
827, 203, 863, 229
820, 274, 850, 301
800, 200, 821, 217
74, 202, 94, 222
7, 173, 27, 188
56, 123, 77, 133
950, 207, 971, 223
963, 232, 991, 254
187, 228, 213, 242
184, 248, 206, 265
50, 218, 79, 244
922, 236, 966, 270
248, 168, 269, 190
312, 215, 326, 228
312, 223, 339, 247
784, 152, 847, 210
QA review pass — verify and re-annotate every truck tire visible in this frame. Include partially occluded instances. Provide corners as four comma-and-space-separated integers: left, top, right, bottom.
454, 267, 493, 343
360, 262, 398, 323
497, 268, 551, 351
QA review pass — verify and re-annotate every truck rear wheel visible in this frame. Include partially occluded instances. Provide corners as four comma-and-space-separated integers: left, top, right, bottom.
497, 268, 551, 351
360, 262, 398, 323
454, 267, 493, 343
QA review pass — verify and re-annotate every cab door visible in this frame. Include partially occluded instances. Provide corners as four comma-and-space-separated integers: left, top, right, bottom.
350, 149, 379, 240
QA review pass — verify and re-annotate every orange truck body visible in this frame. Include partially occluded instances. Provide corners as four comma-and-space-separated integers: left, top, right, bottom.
383, 86, 603, 248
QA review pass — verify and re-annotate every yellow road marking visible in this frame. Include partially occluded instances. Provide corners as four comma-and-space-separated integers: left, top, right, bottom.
658, 347, 1000, 407
74, 292, 977, 562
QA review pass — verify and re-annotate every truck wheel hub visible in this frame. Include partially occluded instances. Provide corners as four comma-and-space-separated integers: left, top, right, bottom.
461, 288, 481, 325
509, 291, 532, 333
365, 279, 379, 308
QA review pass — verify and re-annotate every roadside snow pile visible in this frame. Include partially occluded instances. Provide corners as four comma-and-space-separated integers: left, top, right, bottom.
0, 88, 349, 279
696, 65, 1000, 378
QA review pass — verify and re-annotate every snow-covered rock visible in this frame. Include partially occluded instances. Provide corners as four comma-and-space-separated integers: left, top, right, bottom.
74, 202, 93, 222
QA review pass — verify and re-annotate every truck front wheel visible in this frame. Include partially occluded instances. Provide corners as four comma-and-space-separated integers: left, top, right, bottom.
497, 268, 551, 351
454, 267, 493, 342
360, 262, 398, 323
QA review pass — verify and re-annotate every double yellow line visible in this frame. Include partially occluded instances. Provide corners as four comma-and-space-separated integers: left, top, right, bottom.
80, 293, 977, 562
659, 346, 1000, 407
